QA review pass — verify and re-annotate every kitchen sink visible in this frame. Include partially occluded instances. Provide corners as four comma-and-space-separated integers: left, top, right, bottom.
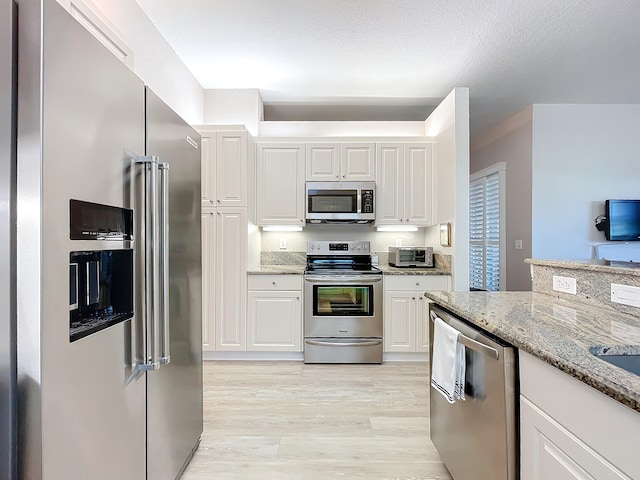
589, 347, 640, 376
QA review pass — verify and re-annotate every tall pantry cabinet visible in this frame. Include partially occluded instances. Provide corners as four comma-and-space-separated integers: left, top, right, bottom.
198, 127, 249, 352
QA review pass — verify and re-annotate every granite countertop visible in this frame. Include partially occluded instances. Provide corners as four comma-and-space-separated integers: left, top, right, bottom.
425, 290, 640, 413
526, 258, 640, 276
247, 265, 306, 275
248, 264, 450, 276
376, 265, 450, 276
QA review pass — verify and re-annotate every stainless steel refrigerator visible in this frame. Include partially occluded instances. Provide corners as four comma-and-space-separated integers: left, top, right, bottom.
13, 1, 203, 479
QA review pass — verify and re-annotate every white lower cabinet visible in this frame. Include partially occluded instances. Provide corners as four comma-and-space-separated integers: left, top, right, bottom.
214, 207, 247, 351
247, 275, 303, 352
201, 208, 215, 351
383, 275, 450, 353
520, 351, 640, 479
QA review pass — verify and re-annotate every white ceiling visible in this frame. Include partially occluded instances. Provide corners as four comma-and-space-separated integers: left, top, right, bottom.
136, 0, 640, 139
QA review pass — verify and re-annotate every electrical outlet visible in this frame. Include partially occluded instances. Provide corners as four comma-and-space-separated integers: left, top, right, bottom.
514, 239, 523, 250
279, 238, 286, 249
552, 275, 576, 294
611, 283, 640, 308
395, 238, 403, 246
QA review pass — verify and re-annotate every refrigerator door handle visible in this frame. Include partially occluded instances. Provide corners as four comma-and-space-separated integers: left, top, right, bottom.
136, 155, 160, 371
159, 162, 170, 365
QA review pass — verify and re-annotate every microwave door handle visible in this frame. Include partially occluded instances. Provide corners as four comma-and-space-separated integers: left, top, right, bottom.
136, 156, 160, 371
159, 162, 170, 366
357, 190, 362, 214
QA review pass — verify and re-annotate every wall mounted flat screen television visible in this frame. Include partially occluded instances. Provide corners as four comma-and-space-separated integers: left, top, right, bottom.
606, 199, 640, 241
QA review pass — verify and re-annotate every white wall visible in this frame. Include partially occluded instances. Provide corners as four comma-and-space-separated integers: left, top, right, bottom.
203, 89, 263, 136
424, 88, 470, 291
259, 121, 428, 137
58, 0, 203, 125
471, 107, 533, 290
531, 104, 640, 260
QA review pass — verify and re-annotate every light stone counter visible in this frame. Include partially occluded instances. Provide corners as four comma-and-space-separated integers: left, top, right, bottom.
425, 290, 640, 413
376, 265, 450, 276
247, 265, 306, 275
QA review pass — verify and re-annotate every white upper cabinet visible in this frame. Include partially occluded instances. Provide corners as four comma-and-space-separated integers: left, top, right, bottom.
306, 142, 375, 181
306, 143, 340, 181
200, 135, 216, 205
256, 143, 306, 225
197, 129, 248, 207
341, 143, 376, 181
376, 142, 434, 226
216, 131, 247, 207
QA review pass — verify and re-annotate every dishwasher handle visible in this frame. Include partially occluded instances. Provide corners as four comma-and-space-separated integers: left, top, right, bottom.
430, 311, 499, 360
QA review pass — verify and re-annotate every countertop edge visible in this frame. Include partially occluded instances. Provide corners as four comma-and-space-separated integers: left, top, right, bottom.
425, 291, 640, 414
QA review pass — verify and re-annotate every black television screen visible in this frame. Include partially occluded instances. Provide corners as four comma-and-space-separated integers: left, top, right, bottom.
606, 199, 640, 241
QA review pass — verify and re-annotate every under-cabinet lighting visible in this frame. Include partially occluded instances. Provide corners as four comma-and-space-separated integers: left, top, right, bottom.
262, 225, 303, 232
376, 225, 419, 232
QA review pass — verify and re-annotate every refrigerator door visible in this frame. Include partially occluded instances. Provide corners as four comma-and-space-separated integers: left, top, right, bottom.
1, 1, 16, 478
145, 88, 203, 480
17, 1, 146, 478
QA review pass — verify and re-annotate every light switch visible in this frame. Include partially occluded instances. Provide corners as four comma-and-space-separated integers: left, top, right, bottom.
279, 238, 287, 249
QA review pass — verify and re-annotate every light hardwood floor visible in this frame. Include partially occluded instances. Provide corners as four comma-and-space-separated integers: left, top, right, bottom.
181, 361, 453, 480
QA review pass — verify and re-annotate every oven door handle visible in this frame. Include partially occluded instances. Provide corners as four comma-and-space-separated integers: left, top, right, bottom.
304, 275, 383, 283
305, 339, 383, 347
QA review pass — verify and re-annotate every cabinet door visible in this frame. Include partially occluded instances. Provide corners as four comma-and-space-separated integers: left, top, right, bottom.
375, 143, 404, 225
520, 397, 627, 480
306, 143, 340, 181
256, 143, 305, 225
247, 291, 302, 351
416, 295, 430, 353
214, 207, 247, 350
216, 131, 247, 207
200, 134, 216, 206
341, 143, 375, 181
201, 209, 215, 351
383, 291, 416, 352
404, 143, 434, 226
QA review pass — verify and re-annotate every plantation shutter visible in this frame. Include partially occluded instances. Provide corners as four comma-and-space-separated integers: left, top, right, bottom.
469, 172, 502, 291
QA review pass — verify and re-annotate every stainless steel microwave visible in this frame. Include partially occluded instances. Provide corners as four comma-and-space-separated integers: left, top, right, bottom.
305, 181, 375, 224
389, 246, 434, 268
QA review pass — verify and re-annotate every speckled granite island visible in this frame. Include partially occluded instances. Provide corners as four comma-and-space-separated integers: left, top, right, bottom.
426, 255, 640, 417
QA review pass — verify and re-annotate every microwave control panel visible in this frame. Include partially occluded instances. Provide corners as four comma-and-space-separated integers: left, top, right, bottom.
362, 190, 374, 213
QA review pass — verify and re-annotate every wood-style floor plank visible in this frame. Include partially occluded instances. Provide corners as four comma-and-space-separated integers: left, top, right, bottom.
181, 361, 452, 480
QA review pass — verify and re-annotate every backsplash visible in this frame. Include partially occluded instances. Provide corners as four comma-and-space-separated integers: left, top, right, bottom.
260, 250, 452, 273
528, 259, 640, 316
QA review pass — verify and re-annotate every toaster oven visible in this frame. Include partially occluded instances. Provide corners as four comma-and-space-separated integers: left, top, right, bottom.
388, 246, 434, 268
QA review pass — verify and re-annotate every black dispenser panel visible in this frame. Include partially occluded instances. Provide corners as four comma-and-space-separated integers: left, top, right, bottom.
70, 199, 133, 241
69, 249, 134, 342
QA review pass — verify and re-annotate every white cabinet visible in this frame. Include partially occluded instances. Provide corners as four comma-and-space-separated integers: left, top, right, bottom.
520, 351, 640, 479
376, 143, 434, 226
305, 142, 375, 181
383, 275, 450, 353
214, 207, 247, 351
197, 129, 248, 207
247, 275, 303, 352
216, 131, 247, 207
201, 209, 215, 351
256, 143, 305, 226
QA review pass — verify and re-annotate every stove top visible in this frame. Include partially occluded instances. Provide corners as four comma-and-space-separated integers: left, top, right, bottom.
305, 241, 381, 275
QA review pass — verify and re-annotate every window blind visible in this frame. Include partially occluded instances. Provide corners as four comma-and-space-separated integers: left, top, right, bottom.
469, 172, 501, 291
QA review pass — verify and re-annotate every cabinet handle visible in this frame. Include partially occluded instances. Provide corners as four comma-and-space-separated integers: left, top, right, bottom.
272, 281, 276, 286
335, 174, 339, 178
209, 199, 214, 203
296, 296, 300, 300
412, 297, 415, 300
342, 174, 345, 178
400, 218, 404, 222
416, 282, 420, 286
217, 199, 220, 203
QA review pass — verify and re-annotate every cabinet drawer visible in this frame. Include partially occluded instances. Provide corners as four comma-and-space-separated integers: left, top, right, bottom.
384, 275, 449, 292
248, 274, 302, 291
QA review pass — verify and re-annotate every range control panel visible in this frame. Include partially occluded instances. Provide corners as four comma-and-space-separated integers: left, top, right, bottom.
307, 241, 371, 255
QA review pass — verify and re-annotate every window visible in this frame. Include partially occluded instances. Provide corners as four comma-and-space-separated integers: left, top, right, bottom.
469, 163, 506, 291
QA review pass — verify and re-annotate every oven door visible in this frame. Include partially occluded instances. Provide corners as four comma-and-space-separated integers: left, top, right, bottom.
304, 274, 383, 337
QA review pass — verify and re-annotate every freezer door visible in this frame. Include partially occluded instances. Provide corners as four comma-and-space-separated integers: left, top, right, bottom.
144, 88, 203, 480
17, 1, 146, 478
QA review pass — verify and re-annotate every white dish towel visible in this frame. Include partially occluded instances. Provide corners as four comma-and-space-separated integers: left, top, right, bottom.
431, 315, 466, 403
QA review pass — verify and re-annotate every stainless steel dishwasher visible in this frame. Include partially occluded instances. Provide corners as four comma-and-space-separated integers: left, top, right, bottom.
429, 305, 518, 480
